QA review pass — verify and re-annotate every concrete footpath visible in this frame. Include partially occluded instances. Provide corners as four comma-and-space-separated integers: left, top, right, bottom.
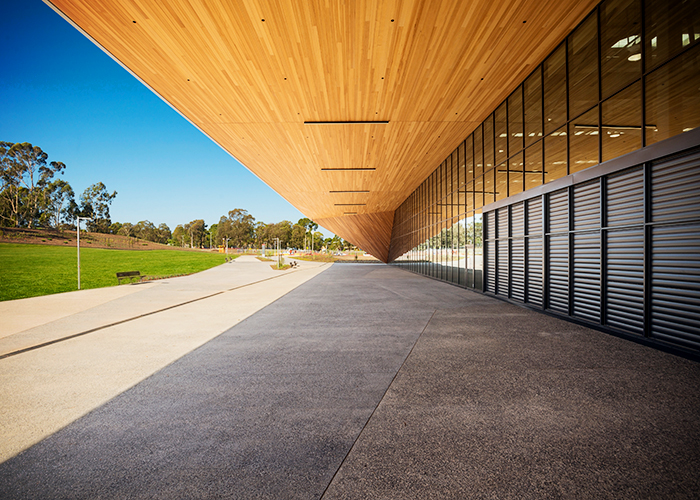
0, 255, 330, 463
1, 263, 699, 499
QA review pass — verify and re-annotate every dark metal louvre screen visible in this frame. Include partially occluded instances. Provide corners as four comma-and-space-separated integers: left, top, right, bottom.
497, 208, 509, 295
652, 150, 700, 223
606, 229, 644, 334
572, 232, 601, 322
526, 197, 544, 306
511, 203, 525, 301
650, 224, 700, 349
548, 189, 569, 233
573, 181, 600, 230
607, 167, 644, 226
484, 212, 496, 293
548, 235, 569, 313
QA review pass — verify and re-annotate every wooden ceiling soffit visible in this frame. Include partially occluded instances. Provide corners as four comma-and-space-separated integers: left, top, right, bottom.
315, 211, 395, 263
44, 0, 600, 250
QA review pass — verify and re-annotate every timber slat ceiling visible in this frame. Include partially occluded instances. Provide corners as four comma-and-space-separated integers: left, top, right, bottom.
45, 0, 599, 262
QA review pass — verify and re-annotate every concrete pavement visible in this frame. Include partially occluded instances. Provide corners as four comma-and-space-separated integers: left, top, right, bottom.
1, 263, 699, 498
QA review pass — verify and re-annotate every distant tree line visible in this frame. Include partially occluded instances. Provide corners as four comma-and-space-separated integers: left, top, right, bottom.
170, 211, 355, 251
1, 142, 354, 250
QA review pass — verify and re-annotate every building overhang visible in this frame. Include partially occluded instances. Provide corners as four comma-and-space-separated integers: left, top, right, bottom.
45, 0, 599, 262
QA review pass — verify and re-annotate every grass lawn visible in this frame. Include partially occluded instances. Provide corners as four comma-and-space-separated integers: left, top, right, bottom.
0, 243, 232, 301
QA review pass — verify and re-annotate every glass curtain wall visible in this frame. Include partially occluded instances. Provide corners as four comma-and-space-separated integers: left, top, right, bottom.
390, 0, 700, 290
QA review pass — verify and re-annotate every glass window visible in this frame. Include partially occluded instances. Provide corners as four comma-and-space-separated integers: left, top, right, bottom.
475, 175, 484, 210
646, 44, 700, 144
646, 0, 700, 71
543, 44, 568, 134
458, 141, 466, 188
508, 153, 524, 196
474, 125, 484, 178
474, 211, 483, 290
495, 165, 508, 202
524, 69, 543, 146
451, 149, 460, 194
601, 0, 642, 99
484, 169, 495, 206
524, 141, 543, 190
483, 114, 495, 170
465, 135, 474, 183
569, 13, 599, 119
602, 81, 642, 161
495, 102, 508, 165
466, 181, 474, 213
545, 126, 568, 183
508, 86, 524, 155
569, 105, 599, 173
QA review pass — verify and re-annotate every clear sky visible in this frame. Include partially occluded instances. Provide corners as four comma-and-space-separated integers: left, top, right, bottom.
1, 1, 333, 236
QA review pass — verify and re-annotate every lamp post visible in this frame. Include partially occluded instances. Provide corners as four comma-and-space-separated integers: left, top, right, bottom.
275, 237, 280, 268
76, 216, 93, 290
225, 237, 230, 256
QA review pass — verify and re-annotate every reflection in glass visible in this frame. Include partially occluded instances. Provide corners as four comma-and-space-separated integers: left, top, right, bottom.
495, 102, 508, 165
569, 13, 599, 119
465, 135, 474, 183
524, 141, 544, 190
495, 164, 508, 202
484, 169, 495, 205
602, 81, 641, 161
508, 153, 524, 196
466, 181, 474, 213
570, 105, 599, 173
601, 0, 641, 99
545, 126, 567, 183
509, 86, 524, 155
544, 44, 568, 134
465, 213, 474, 288
475, 176, 484, 210
484, 114, 495, 170
646, 45, 700, 144
524, 69, 543, 146
474, 125, 484, 178
458, 142, 466, 188
646, 0, 700, 71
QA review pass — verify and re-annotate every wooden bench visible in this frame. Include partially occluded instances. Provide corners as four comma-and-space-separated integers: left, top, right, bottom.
116, 271, 142, 284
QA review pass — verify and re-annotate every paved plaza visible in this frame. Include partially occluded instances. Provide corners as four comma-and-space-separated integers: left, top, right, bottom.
1, 261, 699, 499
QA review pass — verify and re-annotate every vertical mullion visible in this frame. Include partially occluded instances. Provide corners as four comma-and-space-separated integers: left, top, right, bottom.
568, 185, 574, 317
524, 200, 530, 304
544, 193, 550, 309
596, 5, 603, 165
600, 176, 607, 325
643, 161, 652, 338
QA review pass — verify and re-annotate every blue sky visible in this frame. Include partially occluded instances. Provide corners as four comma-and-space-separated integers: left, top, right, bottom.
1, 1, 331, 236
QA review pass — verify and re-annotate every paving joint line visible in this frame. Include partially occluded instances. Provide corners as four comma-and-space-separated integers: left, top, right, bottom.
0, 263, 329, 360
318, 308, 438, 499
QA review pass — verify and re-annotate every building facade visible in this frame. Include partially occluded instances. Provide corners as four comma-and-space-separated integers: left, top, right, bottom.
389, 0, 700, 356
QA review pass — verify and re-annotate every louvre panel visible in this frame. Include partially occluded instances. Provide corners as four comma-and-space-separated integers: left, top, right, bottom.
485, 240, 496, 293
573, 180, 601, 230
511, 202, 525, 237
498, 207, 509, 239
497, 238, 509, 296
526, 237, 543, 306
527, 196, 543, 236
572, 231, 600, 323
484, 211, 493, 240
607, 166, 644, 227
511, 238, 525, 301
606, 229, 644, 335
548, 235, 569, 313
651, 224, 700, 349
548, 188, 569, 233
652, 150, 700, 223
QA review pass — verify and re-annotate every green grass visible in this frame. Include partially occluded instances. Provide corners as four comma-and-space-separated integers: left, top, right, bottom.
0, 243, 233, 301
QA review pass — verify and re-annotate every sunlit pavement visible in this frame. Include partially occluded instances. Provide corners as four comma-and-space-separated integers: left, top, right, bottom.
1, 263, 699, 499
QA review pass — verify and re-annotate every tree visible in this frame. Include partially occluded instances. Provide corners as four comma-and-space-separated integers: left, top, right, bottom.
289, 224, 306, 249
184, 219, 206, 248
171, 224, 187, 247
0, 142, 66, 227
43, 179, 74, 228
217, 209, 255, 248
80, 182, 117, 232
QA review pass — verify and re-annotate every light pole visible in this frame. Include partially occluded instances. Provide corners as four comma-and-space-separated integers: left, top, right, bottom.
76, 216, 93, 290
225, 237, 230, 256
